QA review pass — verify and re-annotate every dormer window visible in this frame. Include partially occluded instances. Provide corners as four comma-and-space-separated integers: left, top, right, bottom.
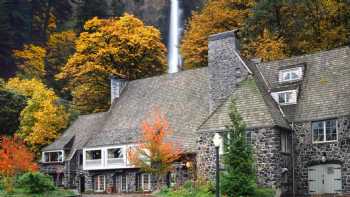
279, 67, 303, 82
271, 90, 298, 105
42, 151, 64, 163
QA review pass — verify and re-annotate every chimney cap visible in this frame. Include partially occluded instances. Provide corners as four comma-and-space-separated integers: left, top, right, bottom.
208, 29, 239, 42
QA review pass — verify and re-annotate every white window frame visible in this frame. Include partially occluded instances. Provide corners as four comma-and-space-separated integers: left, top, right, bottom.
271, 90, 298, 105
281, 131, 291, 153
94, 175, 106, 192
85, 149, 102, 161
42, 150, 64, 163
141, 173, 151, 191
312, 119, 338, 144
279, 67, 303, 82
120, 174, 128, 192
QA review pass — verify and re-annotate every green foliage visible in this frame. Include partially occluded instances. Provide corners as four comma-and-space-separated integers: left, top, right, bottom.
0, 187, 74, 197
17, 172, 55, 194
157, 181, 214, 197
0, 81, 27, 135
221, 99, 256, 197
254, 187, 275, 197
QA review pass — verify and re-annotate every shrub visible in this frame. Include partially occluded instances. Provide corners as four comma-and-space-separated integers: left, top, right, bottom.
156, 180, 214, 197
254, 187, 275, 197
18, 172, 55, 193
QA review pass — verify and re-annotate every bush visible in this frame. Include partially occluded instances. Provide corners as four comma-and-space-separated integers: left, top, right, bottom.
254, 187, 275, 197
18, 172, 55, 193
156, 181, 214, 197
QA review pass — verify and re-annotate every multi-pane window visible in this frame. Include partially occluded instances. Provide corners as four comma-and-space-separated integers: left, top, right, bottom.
108, 148, 123, 159
279, 67, 303, 82
281, 131, 291, 153
142, 173, 151, 191
86, 150, 101, 160
312, 119, 337, 143
94, 175, 105, 192
271, 90, 298, 105
43, 151, 63, 163
120, 175, 128, 192
246, 130, 253, 145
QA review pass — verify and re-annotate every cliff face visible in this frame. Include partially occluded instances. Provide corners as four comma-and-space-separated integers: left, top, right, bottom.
107, 0, 205, 42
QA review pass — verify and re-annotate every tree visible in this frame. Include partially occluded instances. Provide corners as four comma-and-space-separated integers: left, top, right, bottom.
245, 0, 350, 57
0, 136, 38, 192
57, 14, 167, 113
13, 44, 47, 80
73, 0, 109, 31
181, 0, 255, 69
128, 111, 182, 189
0, 79, 27, 136
221, 99, 256, 196
6, 78, 69, 153
246, 29, 287, 62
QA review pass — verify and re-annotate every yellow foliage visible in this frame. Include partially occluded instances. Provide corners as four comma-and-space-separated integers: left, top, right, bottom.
57, 14, 167, 113
13, 44, 47, 80
181, 0, 255, 69
248, 29, 287, 61
6, 78, 69, 153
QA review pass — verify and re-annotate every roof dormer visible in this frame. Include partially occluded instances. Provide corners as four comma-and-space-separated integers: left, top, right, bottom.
278, 67, 303, 83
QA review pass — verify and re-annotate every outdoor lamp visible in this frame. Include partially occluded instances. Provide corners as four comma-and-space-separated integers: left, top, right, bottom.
213, 132, 222, 197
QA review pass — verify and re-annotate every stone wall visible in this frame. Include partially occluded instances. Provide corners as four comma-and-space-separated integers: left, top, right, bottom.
197, 127, 292, 191
293, 116, 350, 196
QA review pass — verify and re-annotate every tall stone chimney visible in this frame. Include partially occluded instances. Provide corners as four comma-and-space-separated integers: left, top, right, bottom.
110, 76, 127, 104
208, 30, 250, 113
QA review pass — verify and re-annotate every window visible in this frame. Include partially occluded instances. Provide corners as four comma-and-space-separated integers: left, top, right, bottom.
271, 90, 297, 105
312, 119, 337, 143
108, 148, 123, 159
43, 151, 64, 163
94, 175, 105, 192
246, 130, 253, 145
120, 175, 128, 192
281, 131, 291, 153
86, 150, 101, 160
142, 173, 151, 191
279, 67, 303, 82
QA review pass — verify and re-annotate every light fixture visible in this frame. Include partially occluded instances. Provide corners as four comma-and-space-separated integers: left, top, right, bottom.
321, 156, 326, 163
185, 161, 192, 169
213, 133, 222, 147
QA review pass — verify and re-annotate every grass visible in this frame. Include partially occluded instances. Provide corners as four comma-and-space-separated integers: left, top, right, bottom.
0, 188, 75, 197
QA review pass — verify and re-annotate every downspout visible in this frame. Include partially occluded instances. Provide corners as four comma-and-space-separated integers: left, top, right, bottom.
291, 122, 295, 197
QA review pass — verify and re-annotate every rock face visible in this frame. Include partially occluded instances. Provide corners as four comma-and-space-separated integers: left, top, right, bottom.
106, 0, 205, 42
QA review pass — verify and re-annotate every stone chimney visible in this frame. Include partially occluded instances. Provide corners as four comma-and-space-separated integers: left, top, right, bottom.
110, 76, 127, 104
208, 30, 251, 113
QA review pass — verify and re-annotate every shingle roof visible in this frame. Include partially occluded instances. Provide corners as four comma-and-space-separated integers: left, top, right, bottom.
42, 112, 107, 159
199, 77, 290, 131
84, 67, 210, 152
257, 47, 350, 122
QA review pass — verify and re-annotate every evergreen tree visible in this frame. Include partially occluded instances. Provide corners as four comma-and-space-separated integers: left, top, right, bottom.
221, 99, 256, 197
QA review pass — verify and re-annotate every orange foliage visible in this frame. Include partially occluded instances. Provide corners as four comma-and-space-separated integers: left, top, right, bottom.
0, 136, 38, 177
128, 112, 182, 177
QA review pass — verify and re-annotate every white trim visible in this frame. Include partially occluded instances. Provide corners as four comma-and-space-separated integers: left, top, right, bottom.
271, 90, 298, 105
312, 119, 338, 144
42, 150, 64, 163
141, 173, 151, 191
279, 67, 303, 83
232, 50, 252, 74
94, 175, 106, 192
120, 174, 128, 192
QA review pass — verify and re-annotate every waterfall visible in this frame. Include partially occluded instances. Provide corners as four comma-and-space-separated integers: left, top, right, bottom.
168, 0, 182, 73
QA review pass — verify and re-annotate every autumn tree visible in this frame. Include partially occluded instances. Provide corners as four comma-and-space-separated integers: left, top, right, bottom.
57, 14, 167, 113
128, 112, 182, 189
245, 29, 287, 61
181, 0, 255, 69
6, 78, 69, 153
13, 44, 47, 80
245, 0, 350, 57
0, 136, 38, 192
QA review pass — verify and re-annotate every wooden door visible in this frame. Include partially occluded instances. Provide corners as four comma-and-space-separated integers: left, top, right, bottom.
308, 164, 342, 195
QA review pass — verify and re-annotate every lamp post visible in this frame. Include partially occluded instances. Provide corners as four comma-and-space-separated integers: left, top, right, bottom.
213, 133, 222, 197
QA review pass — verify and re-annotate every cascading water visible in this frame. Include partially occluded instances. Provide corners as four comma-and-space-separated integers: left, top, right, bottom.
168, 0, 182, 73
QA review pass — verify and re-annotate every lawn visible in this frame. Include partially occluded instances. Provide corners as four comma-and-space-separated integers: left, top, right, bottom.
0, 188, 75, 197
